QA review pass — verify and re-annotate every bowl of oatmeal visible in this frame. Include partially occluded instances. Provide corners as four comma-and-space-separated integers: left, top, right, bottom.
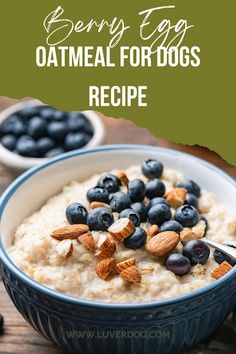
0, 145, 236, 353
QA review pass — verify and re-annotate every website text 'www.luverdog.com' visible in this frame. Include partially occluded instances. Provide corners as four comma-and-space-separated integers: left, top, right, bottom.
66, 330, 170, 339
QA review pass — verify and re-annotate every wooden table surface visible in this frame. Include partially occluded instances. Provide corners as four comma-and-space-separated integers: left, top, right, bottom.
0, 96, 235, 354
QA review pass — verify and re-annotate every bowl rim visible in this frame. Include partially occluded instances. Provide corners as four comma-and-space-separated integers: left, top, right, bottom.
0, 100, 105, 170
0, 144, 236, 309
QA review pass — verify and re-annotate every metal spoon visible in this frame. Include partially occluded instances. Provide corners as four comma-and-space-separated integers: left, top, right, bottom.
204, 239, 236, 261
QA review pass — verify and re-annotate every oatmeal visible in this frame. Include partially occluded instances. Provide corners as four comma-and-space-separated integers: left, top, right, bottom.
8, 163, 236, 303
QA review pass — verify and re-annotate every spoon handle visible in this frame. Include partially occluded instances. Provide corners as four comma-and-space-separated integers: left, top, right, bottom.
204, 239, 236, 261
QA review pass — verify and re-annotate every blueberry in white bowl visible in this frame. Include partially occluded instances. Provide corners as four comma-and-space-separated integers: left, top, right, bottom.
148, 203, 171, 225
183, 240, 210, 265
185, 193, 199, 208
66, 203, 88, 225
97, 174, 121, 193
119, 208, 140, 227
177, 179, 201, 197
0, 100, 105, 172
160, 220, 183, 233
44, 147, 65, 158
27, 116, 47, 139
87, 207, 114, 231
124, 227, 147, 249
127, 179, 145, 203
131, 202, 147, 222
109, 192, 130, 212
175, 205, 199, 227
87, 186, 109, 203
147, 197, 169, 211
1, 134, 17, 151
37, 137, 55, 156
165, 253, 191, 276
142, 158, 163, 179
145, 179, 165, 199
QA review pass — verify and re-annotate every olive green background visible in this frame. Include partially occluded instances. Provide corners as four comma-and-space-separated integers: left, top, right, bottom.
0, 0, 235, 165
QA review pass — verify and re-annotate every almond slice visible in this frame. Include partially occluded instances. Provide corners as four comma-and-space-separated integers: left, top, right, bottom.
166, 188, 187, 208
180, 220, 207, 245
78, 232, 95, 253
146, 231, 180, 256
108, 218, 135, 242
115, 257, 136, 273
211, 261, 233, 279
90, 201, 112, 211
147, 224, 160, 239
56, 239, 73, 259
95, 234, 116, 258
180, 228, 196, 244
96, 258, 116, 280
192, 220, 206, 238
51, 224, 89, 240
116, 171, 129, 186
120, 265, 141, 284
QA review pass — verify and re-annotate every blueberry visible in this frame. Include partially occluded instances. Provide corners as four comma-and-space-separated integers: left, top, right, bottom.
19, 107, 39, 119
119, 208, 140, 227
175, 205, 199, 227
0, 115, 19, 134
177, 180, 201, 197
51, 110, 65, 121
12, 119, 26, 136
183, 240, 210, 265
131, 202, 147, 222
109, 192, 130, 212
214, 244, 236, 267
64, 132, 90, 151
39, 107, 57, 120
185, 193, 199, 209
27, 117, 47, 139
47, 121, 67, 142
142, 159, 163, 179
16, 136, 38, 157
124, 227, 147, 249
1, 134, 16, 151
98, 174, 120, 193
165, 254, 191, 276
67, 112, 93, 135
145, 179, 165, 199
128, 179, 145, 203
87, 207, 114, 231
66, 203, 87, 224
160, 220, 183, 233
147, 197, 169, 211
37, 137, 55, 156
148, 203, 171, 226
44, 147, 65, 158
87, 186, 109, 203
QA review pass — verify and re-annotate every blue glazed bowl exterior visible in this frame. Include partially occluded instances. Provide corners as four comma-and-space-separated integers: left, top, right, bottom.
1, 145, 236, 353
1, 261, 236, 354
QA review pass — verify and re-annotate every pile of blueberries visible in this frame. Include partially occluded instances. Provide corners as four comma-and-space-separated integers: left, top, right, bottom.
0, 106, 94, 158
65, 158, 235, 276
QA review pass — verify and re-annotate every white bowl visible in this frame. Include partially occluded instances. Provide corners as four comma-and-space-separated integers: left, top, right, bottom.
0, 99, 105, 173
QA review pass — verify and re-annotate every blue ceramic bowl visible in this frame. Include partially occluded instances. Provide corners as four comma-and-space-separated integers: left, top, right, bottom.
1, 145, 236, 354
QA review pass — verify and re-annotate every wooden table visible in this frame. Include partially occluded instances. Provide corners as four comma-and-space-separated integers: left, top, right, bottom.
0, 96, 235, 353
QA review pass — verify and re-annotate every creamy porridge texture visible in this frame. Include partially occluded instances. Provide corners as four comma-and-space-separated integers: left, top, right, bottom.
9, 165, 236, 302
